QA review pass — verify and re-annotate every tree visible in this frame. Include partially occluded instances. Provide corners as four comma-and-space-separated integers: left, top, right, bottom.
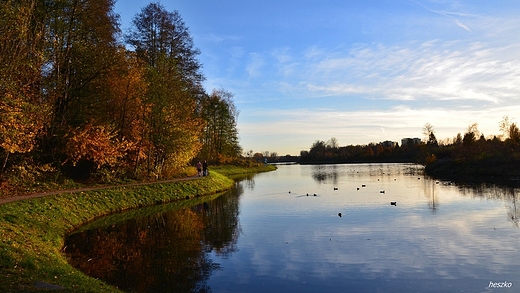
0, 0, 48, 173
499, 115, 513, 140
245, 149, 254, 158
125, 2, 203, 86
125, 3, 206, 176
463, 123, 479, 147
422, 123, 434, 139
327, 137, 339, 149
427, 132, 439, 147
509, 123, 520, 145
422, 123, 438, 147
63, 123, 130, 169
40, 0, 121, 164
310, 140, 326, 158
104, 48, 150, 174
199, 89, 241, 162
454, 133, 463, 145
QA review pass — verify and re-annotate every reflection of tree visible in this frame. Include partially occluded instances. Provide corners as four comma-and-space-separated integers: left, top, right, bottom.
240, 175, 256, 190
66, 209, 217, 292
200, 185, 242, 257
65, 186, 244, 292
423, 179, 439, 214
450, 181, 520, 228
311, 165, 339, 184
506, 188, 519, 228
428, 185, 439, 215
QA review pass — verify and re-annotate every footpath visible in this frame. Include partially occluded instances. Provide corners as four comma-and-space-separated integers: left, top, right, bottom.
0, 176, 199, 206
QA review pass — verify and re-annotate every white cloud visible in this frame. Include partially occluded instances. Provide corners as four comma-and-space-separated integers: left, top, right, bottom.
412, 1, 477, 32
235, 35, 520, 154
198, 33, 241, 43
246, 52, 264, 78
271, 47, 292, 63
193, 1, 520, 155
294, 40, 520, 106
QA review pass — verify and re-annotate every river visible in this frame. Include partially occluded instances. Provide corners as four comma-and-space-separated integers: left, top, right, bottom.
65, 163, 520, 292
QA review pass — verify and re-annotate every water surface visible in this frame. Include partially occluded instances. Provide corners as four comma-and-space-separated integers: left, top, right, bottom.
65, 163, 520, 292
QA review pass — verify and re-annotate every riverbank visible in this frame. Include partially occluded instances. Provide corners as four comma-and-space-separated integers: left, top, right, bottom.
0, 164, 276, 292
424, 158, 520, 185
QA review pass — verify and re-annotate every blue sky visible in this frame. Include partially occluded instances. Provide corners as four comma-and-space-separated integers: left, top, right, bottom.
114, 0, 520, 155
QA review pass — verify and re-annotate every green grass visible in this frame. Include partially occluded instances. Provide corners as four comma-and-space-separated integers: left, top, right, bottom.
0, 165, 274, 292
210, 164, 276, 177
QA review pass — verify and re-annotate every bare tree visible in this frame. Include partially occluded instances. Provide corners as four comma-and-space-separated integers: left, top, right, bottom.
499, 115, 512, 140
422, 123, 434, 138
327, 137, 339, 149
423, 123, 438, 146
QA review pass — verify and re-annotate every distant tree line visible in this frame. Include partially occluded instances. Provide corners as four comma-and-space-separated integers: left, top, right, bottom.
425, 117, 520, 179
0, 1, 242, 184
300, 137, 421, 164
300, 118, 520, 179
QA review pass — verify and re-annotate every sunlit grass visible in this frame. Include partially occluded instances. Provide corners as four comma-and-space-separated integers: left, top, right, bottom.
210, 164, 276, 177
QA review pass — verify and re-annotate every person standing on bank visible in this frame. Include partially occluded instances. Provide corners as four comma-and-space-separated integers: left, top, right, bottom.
196, 161, 202, 176
203, 160, 208, 176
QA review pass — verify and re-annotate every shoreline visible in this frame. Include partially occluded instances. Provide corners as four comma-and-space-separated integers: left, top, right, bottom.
0, 164, 275, 292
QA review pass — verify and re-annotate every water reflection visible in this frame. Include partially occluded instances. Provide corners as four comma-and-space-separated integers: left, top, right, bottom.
65, 164, 520, 293
309, 163, 424, 185
311, 165, 339, 184
508, 189, 520, 227
65, 186, 243, 293
451, 182, 520, 228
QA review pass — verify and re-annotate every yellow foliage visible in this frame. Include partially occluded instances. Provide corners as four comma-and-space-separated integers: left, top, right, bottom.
0, 93, 47, 154
425, 153, 437, 165
65, 123, 133, 168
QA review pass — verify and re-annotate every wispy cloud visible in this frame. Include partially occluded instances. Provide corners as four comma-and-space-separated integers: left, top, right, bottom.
246, 52, 265, 78
198, 33, 241, 43
433, 10, 473, 32
411, 0, 477, 32
235, 26, 520, 153
292, 41, 520, 106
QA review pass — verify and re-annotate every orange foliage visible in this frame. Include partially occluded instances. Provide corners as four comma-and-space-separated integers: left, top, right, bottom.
0, 93, 46, 154
64, 123, 132, 168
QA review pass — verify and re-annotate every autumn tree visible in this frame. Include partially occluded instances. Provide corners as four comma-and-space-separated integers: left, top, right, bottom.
125, 3, 205, 176
104, 49, 150, 174
0, 0, 48, 173
39, 0, 121, 170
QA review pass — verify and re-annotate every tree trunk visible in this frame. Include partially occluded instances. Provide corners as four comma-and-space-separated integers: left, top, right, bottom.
1, 152, 10, 176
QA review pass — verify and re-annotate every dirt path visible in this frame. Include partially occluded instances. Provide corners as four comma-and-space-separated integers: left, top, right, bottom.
0, 176, 201, 206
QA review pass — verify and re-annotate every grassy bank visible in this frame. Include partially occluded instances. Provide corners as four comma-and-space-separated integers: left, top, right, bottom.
209, 164, 276, 177
0, 165, 275, 292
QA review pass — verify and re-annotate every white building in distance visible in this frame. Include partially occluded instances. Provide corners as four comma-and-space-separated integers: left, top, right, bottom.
401, 137, 421, 147
401, 138, 422, 146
